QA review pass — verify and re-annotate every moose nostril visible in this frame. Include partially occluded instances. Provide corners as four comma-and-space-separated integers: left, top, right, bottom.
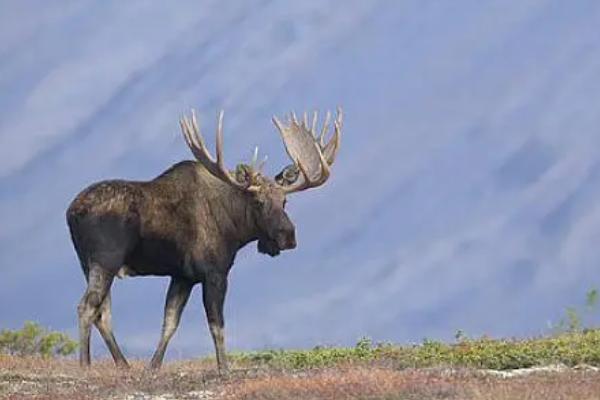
286, 232, 297, 249
276, 230, 296, 249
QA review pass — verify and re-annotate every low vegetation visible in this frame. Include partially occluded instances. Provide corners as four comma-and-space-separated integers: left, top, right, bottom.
0, 321, 77, 358
2, 292, 600, 398
230, 330, 600, 371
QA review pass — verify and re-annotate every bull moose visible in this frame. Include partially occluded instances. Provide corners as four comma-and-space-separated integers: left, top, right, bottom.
66, 108, 342, 371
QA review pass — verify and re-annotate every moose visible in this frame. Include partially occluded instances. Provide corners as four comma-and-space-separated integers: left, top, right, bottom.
66, 108, 342, 371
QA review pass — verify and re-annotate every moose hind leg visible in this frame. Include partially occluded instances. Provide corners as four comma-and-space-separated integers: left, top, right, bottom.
202, 275, 228, 372
149, 278, 193, 369
94, 293, 129, 368
78, 264, 114, 367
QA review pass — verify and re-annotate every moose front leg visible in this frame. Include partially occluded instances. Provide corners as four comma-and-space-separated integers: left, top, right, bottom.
202, 274, 228, 372
150, 278, 193, 369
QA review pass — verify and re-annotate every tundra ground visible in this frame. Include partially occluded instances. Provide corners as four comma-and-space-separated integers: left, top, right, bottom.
2, 356, 600, 400
4, 331, 600, 399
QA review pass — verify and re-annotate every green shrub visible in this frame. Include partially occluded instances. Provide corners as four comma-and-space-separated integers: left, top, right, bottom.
227, 330, 600, 371
554, 288, 599, 333
0, 321, 77, 357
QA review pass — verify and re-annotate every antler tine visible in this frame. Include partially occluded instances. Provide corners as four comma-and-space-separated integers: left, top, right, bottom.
180, 117, 196, 158
214, 110, 228, 178
319, 111, 331, 147
181, 110, 215, 167
181, 109, 256, 191
322, 108, 342, 164
190, 109, 207, 155
311, 111, 318, 136
336, 106, 343, 127
272, 115, 284, 133
249, 146, 267, 172
251, 146, 259, 168
257, 155, 268, 172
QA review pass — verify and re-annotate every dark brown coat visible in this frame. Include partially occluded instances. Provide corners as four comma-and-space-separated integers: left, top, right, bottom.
66, 109, 341, 371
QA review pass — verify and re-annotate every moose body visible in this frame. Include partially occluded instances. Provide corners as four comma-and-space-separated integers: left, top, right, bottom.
69, 161, 284, 280
67, 109, 342, 371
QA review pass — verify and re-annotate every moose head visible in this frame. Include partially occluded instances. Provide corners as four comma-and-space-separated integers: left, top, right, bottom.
179, 108, 343, 257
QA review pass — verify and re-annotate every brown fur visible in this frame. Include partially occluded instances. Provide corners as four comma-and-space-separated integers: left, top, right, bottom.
67, 160, 296, 371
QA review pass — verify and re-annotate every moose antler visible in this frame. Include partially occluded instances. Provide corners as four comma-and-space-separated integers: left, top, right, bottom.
180, 110, 259, 191
272, 108, 342, 194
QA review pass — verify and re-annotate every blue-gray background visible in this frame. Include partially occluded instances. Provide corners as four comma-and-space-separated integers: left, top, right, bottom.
2, 1, 600, 358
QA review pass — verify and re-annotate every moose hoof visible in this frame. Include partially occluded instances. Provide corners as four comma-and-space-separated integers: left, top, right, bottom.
217, 366, 229, 377
148, 360, 162, 370
116, 360, 130, 370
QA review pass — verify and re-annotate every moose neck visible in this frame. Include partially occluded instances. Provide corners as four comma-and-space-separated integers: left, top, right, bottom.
210, 183, 261, 254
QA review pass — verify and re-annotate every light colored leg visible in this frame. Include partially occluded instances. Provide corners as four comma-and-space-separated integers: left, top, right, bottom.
202, 275, 228, 372
94, 293, 129, 368
149, 278, 193, 369
78, 265, 113, 367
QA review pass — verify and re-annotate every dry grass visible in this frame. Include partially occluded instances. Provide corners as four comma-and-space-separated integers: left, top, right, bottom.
2, 355, 600, 400
220, 366, 600, 400
220, 367, 461, 400
0, 355, 220, 399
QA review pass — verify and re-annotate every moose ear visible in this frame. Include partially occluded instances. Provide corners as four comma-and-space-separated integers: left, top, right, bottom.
275, 164, 300, 186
